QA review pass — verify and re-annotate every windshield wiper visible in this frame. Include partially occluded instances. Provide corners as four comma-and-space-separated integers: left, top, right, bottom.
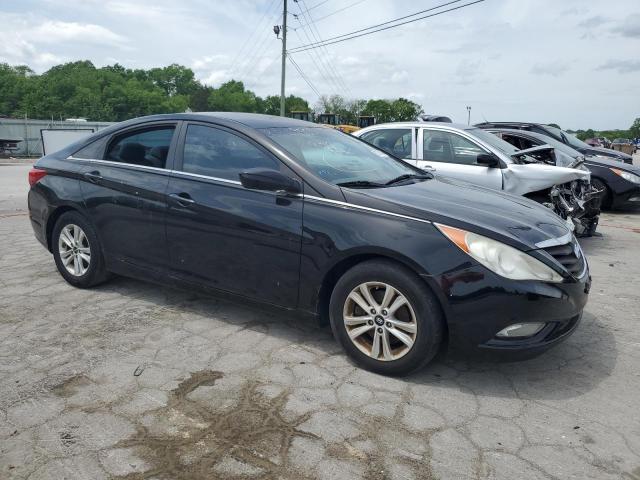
385, 173, 432, 185
336, 180, 386, 189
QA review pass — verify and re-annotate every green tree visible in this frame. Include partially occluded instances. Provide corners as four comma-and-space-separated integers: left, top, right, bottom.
390, 98, 423, 122
148, 64, 197, 97
629, 118, 640, 139
362, 99, 392, 123
208, 80, 258, 112
259, 94, 309, 116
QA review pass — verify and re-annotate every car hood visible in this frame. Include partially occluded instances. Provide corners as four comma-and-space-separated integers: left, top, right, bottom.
502, 164, 590, 195
584, 145, 633, 160
584, 155, 640, 173
342, 177, 571, 250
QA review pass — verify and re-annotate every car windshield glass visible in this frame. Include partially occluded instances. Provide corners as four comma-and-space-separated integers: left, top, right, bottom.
464, 128, 519, 156
509, 131, 581, 158
260, 126, 423, 187
545, 125, 591, 149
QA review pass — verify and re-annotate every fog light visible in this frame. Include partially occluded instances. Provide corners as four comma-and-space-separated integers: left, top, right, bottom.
628, 196, 640, 202
496, 323, 546, 338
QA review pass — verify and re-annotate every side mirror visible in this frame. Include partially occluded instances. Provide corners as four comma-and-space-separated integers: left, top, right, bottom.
476, 153, 500, 168
239, 168, 302, 195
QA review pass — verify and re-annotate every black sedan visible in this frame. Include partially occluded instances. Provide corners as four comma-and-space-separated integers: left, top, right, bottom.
475, 122, 634, 164
484, 128, 640, 209
28, 113, 590, 375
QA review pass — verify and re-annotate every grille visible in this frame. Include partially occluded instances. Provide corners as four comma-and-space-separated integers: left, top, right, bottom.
542, 241, 585, 276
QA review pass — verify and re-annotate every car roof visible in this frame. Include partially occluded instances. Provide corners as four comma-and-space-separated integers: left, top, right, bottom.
363, 121, 473, 130
121, 112, 316, 129
483, 127, 543, 137
196, 112, 314, 128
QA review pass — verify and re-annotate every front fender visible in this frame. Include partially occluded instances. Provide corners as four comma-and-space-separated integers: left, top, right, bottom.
503, 164, 591, 195
297, 199, 471, 314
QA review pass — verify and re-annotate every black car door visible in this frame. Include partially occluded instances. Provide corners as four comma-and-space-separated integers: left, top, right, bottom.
165, 122, 304, 308
76, 122, 179, 271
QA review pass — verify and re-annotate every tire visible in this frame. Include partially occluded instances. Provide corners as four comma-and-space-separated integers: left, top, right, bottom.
591, 178, 611, 210
329, 259, 444, 376
52, 211, 110, 288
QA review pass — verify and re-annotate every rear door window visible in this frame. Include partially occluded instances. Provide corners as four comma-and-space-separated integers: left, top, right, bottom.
105, 126, 175, 168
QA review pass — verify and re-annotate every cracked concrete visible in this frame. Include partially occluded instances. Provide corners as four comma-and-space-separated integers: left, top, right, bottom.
1, 163, 640, 479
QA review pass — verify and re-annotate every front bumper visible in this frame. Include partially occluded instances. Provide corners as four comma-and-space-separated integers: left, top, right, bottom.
611, 184, 640, 209
432, 264, 590, 358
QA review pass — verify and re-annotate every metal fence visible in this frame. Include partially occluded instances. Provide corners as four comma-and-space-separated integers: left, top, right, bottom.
0, 118, 114, 157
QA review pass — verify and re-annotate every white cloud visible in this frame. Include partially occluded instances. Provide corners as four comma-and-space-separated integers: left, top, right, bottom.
32, 20, 126, 45
531, 62, 572, 77
597, 60, 640, 74
389, 71, 409, 83
1, 0, 639, 128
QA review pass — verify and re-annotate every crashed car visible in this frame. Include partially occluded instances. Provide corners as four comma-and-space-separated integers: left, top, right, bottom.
484, 128, 640, 210
354, 122, 600, 236
475, 122, 634, 165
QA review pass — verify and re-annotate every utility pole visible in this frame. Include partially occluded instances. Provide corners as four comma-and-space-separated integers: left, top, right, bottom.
280, 0, 287, 117
466, 106, 471, 125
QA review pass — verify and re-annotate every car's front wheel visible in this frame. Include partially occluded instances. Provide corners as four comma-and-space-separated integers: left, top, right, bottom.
329, 259, 444, 376
52, 211, 109, 288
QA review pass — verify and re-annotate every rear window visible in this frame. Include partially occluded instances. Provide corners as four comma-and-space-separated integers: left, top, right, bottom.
104, 126, 175, 168
73, 136, 109, 159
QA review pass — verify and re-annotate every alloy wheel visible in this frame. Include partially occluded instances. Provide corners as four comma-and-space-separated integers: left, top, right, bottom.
58, 224, 91, 276
342, 282, 418, 361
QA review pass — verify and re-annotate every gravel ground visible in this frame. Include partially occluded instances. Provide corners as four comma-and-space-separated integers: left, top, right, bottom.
1, 163, 639, 480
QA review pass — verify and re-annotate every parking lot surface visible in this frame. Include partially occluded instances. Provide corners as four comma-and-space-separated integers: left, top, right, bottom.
1, 163, 639, 480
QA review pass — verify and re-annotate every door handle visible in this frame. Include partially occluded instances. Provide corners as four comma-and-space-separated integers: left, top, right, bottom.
83, 171, 102, 183
169, 192, 196, 207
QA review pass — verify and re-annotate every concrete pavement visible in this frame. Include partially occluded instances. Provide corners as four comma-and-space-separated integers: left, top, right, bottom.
1, 163, 639, 479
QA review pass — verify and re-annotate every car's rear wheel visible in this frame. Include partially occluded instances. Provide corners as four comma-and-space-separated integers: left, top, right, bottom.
329, 259, 444, 376
52, 211, 109, 288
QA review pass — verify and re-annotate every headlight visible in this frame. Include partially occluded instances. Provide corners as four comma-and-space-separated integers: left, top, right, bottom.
610, 168, 640, 184
436, 224, 564, 283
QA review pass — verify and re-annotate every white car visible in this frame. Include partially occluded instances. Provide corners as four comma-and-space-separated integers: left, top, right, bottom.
354, 122, 599, 235
354, 122, 590, 195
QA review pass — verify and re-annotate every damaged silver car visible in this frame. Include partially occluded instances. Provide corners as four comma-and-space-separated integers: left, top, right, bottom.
354, 122, 600, 236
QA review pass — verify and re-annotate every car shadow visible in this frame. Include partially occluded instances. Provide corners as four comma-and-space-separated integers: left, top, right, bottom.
405, 310, 616, 402
93, 273, 617, 403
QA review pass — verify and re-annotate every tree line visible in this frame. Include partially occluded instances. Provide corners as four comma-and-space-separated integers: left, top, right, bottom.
573, 120, 640, 142
0, 61, 423, 124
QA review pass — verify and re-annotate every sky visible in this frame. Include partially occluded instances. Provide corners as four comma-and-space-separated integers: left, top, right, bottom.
1, 0, 638, 130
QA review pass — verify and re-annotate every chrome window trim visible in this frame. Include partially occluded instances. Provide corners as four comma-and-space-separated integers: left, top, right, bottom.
69, 156, 430, 223
534, 232, 573, 249
303, 195, 432, 225
68, 156, 243, 185
68, 156, 169, 173
170, 170, 242, 185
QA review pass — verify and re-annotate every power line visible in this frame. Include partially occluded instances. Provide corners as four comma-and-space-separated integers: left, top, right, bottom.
234, 0, 286, 80
229, 0, 281, 77
291, 0, 464, 49
292, 0, 366, 30
298, 0, 330, 14
289, 0, 484, 53
292, 29, 339, 94
296, 0, 353, 96
288, 53, 322, 97
292, 5, 345, 95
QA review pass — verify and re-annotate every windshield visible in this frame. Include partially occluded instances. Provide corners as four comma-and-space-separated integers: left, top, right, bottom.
465, 128, 520, 156
261, 126, 422, 186
545, 125, 591, 149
